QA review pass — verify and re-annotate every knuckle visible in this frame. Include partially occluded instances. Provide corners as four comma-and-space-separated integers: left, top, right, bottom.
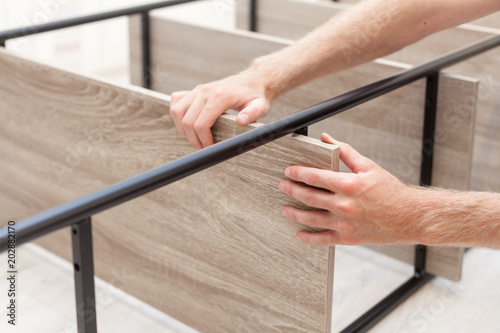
171, 91, 181, 101
326, 177, 338, 190
193, 120, 205, 132
337, 222, 356, 234
212, 88, 225, 98
303, 191, 315, 207
305, 172, 316, 184
195, 84, 209, 94
169, 105, 180, 117
341, 178, 357, 194
283, 182, 291, 195
336, 199, 353, 214
288, 209, 298, 222
305, 214, 317, 227
181, 118, 194, 129
315, 236, 331, 247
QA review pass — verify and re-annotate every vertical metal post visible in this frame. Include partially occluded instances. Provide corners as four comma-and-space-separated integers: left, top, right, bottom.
340, 73, 440, 332
415, 71, 440, 276
0, 39, 6, 47
414, 245, 428, 278
420, 72, 439, 187
141, 11, 152, 89
294, 127, 308, 136
72, 217, 97, 333
250, 0, 257, 32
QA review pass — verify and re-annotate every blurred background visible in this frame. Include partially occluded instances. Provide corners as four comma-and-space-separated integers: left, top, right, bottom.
0, 0, 235, 84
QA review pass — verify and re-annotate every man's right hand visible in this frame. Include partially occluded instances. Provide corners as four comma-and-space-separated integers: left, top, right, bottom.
170, 74, 273, 150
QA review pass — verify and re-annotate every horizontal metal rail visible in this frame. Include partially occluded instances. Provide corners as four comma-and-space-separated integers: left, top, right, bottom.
0, 0, 202, 42
1, 34, 500, 249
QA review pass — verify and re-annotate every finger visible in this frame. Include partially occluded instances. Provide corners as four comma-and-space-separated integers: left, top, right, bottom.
282, 206, 333, 230
170, 90, 189, 104
195, 98, 235, 148
279, 180, 333, 211
285, 166, 344, 192
236, 98, 269, 126
296, 230, 339, 246
170, 91, 194, 138
322, 135, 372, 174
320, 132, 335, 144
182, 96, 207, 150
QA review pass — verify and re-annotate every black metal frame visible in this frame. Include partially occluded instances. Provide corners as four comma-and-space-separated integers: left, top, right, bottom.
72, 218, 97, 333
1, 2, 500, 332
250, 0, 258, 32
340, 72, 440, 333
0, 0, 203, 90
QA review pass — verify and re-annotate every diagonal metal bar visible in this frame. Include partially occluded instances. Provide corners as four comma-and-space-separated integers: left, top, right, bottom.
1, 35, 500, 250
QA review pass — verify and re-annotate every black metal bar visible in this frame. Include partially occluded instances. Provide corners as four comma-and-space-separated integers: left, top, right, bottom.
141, 11, 151, 89
1, 35, 500, 250
340, 273, 434, 333
414, 72, 440, 277
250, 0, 258, 32
341, 71, 441, 332
340, 245, 434, 332
72, 217, 97, 333
420, 73, 440, 187
0, 39, 5, 47
294, 127, 308, 136
414, 245, 429, 278
0, 0, 202, 41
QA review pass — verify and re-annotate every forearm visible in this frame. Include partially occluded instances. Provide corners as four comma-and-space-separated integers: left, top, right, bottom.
243, 0, 500, 100
409, 188, 500, 248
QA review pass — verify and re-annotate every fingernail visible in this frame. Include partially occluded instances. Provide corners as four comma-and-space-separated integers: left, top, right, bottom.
239, 114, 250, 125
279, 181, 285, 192
281, 208, 288, 218
284, 168, 290, 178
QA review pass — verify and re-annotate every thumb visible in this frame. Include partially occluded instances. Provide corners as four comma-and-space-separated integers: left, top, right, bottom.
321, 133, 371, 174
236, 98, 269, 126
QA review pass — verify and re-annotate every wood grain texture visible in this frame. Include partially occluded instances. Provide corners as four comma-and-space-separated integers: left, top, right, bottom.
4, 244, 500, 333
0, 49, 339, 333
235, 0, 500, 193
129, 15, 479, 280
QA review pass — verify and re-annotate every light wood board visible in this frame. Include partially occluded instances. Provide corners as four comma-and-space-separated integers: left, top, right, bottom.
129, 15, 479, 280
235, 0, 500, 193
0, 48, 339, 333
471, 12, 500, 29
6, 244, 500, 333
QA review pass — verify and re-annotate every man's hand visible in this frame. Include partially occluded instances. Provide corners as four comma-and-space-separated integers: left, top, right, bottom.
279, 133, 420, 247
169, 0, 500, 150
170, 74, 273, 150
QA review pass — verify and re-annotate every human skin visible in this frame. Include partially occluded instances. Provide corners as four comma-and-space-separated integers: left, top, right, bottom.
170, 0, 500, 149
170, 0, 500, 247
279, 134, 500, 248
